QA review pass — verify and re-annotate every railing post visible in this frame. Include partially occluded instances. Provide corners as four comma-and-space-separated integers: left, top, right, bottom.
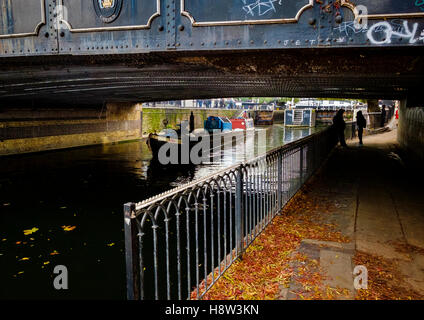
299, 146, 304, 185
277, 151, 283, 211
235, 166, 244, 257
124, 202, 140, 300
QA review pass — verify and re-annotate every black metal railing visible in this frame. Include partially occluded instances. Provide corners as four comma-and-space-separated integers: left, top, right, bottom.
123, 126, 339, 300
345, 121, 357, 140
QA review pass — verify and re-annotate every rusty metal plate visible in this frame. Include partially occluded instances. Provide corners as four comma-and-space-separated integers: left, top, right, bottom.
60, 0, 160, 32
57, 0, 165, 54
0, 0, 58, 57
181, 0, 313, 26
0, 0, 45, 39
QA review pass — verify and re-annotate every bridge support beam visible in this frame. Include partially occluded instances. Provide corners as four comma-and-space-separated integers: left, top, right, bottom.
398, 99, 424, 161
0, 102, 143, 156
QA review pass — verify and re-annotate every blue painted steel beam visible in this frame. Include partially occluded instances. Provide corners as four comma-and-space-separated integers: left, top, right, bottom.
1, 0, 424, 58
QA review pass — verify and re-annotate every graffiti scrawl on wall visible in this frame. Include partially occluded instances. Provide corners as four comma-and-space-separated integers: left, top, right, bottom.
241, 0, 283, 17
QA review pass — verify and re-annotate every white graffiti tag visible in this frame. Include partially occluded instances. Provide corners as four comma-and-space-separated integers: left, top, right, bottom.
334, 21, 368, 37
367, 20, 419, 44
242, 0, 282, 17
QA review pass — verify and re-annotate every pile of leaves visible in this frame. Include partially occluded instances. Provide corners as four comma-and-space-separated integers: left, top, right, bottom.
354, 251, 424, 300
191, 185, 351, 300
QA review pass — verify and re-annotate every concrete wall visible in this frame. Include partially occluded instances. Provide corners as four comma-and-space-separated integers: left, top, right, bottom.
141, 107, 241, 136
398, 99, 424, 160
0, 103, 142, 156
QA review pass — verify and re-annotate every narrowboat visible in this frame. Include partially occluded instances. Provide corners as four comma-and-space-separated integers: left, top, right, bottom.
230, 117, 255, 131
147, 116, 254, 164
254, 110, 274, 126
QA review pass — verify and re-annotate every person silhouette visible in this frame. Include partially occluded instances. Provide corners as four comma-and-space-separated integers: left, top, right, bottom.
333, 109, 347, 147
380, 105, 386, 128
356, 111, 367, 146
189, 111, 195, 133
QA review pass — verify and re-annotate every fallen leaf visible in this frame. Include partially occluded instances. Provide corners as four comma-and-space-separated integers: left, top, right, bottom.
61, 225, 76, 232
23, 227, 39, 236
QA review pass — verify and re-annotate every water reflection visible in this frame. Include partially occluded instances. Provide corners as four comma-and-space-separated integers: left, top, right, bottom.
283, 127, 313, 144
191, 125, 317, 182
0, 125, 322, 299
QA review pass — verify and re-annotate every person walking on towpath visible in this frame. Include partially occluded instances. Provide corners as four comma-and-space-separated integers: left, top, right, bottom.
333, 109, 347, 147
189, 111, 195, 133
356, 111, 367, 146
380, 105, 386, 128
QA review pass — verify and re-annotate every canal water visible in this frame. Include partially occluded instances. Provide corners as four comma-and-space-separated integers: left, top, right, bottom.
0, 125, 321, 299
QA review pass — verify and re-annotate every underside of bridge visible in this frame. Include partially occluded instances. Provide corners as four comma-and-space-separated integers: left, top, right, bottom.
1, 0, 423, 159
0, 47, 423, 107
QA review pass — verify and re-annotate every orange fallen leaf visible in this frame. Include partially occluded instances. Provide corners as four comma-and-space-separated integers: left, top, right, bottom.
61, 225, 76, 232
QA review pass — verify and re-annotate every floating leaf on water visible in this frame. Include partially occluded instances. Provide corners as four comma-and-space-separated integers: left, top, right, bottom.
60, 206, 67, 209
107, 243, 115, 247
43, 261, 50, 265
19, 257, 30, 261
61, 225, 76, 232
23, 227, 39, 236
50, 250, 59, 256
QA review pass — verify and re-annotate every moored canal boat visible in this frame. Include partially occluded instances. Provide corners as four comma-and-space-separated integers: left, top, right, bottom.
147, 115, 255, 164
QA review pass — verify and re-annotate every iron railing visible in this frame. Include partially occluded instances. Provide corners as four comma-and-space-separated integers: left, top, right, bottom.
345, 121, 357, 140
123, 126, 339, 300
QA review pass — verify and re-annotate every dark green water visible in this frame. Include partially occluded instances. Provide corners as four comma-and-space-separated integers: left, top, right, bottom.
0, 125, 319, 299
